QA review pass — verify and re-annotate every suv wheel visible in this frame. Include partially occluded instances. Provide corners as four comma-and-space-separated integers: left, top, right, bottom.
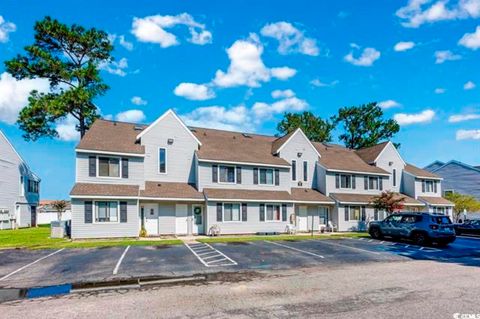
369, 227, 383, 239
412, 232, 429, 246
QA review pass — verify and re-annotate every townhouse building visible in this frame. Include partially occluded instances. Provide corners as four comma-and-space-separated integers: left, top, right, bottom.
69, 109, 453, 238
0, 130, 40, 229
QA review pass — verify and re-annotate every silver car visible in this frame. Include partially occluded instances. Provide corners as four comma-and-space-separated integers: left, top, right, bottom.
368, 212, 456, 246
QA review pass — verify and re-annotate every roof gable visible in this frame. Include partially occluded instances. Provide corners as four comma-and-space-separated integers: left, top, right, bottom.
404, 163, 442, 179
273, 128, 320, 157
0, 130, 39, 180
433, 160, 480, 174
355, 141, 389, 164
136, 109, 202, 146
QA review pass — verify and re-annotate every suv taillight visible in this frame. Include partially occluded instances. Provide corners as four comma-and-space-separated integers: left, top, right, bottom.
429, 225, 439, 230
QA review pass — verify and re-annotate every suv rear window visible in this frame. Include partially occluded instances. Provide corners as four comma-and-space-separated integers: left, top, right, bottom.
431, 216, 452, 224
402, 215, 422, 223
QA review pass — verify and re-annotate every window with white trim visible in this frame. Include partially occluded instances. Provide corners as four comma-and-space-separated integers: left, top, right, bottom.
219, 166, 235, 183
266, 204, 281, 221
368, 176, 379, 190
159, 148, 167, 173
223, 203, 240, 221
28, 180, 39, 193
96, 201, 118, 223
424, 180, 434, 192
393, 169, 397, 187
340, 174, 353, 189
259, 168, 274, 185
291, 160, 296, 181
99, 157, 120, 177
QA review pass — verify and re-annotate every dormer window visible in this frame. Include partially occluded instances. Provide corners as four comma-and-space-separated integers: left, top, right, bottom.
422, 180, 437, 193
99, 157, 120, 177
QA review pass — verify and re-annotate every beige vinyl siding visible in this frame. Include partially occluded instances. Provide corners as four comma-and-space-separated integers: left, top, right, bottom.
75, 153, 144, 186
71, 198, 139, 239
324, 172, 386, 196
205, 201, 293, 234
141, 111, 198, 184
197, 162, 290, 192
277, 131, 319, 189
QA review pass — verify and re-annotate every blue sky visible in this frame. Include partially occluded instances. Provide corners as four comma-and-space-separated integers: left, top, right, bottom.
1, 0, 479, 199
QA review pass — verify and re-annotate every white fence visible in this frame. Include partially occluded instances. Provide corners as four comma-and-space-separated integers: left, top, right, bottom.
37, 210, 72, 225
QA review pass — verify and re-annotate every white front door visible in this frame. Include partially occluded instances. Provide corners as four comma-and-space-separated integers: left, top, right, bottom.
297, 206, 308, 231
175, 204, 188, 235
144, 204, 159, 236
192, 205, 204, 234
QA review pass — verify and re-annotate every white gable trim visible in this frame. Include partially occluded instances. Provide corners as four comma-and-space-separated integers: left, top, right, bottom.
76, 149, 145, 158
135, 109, 202, 146
274, 128, 320, 157
373, 141, 406, 166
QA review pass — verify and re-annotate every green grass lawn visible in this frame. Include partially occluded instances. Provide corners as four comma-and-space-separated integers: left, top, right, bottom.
198, 232, 369, 244
0, 225, 182, 250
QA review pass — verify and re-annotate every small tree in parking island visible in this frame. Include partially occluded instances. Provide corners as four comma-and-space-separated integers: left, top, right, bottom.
333, 102, 400, 149
371, 191, 405, 214
277, 111, 336, 142
4, 16, 113, 141
52, 200, 68, 222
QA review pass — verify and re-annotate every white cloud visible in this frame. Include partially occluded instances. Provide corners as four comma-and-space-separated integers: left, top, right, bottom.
131, 96, 147, 105
459, 25, 480, 49
310, 79, 339, 87
394, 41, 415, 51
212, 34, 296, 88
0, 72, 50, 125
434, 50, 461, 64
55, 115, 79, 142
98, 57, 128, 76
344, 45, 381, 66
260, 21, 319, 56
174, 82, 215, 101
252, 95, 308, 119
115, 109, 146, 123
0, 16, 16, 43
378, 100, 401, 109
109, 34, 134, 51
394, 109, 435, 125
396, 0, 480, 28
131, 13, 212, 48
181, 105, 253, 132
435, 88, 446, 94
464, 80, 476, 90
448, 113, 480, 122
271, 89, 295, 99
456, 129, 480, 140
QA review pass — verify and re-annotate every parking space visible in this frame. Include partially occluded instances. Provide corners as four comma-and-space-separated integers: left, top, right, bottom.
0, 236, 479, 289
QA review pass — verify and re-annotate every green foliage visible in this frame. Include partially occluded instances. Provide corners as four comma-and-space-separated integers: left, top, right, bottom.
444, 193, 480, 221
370, 191, 405, 213
276, 111, 335, 142
333, 102, 400, 149
4, 16, 113, 140
52, 200, 68, 221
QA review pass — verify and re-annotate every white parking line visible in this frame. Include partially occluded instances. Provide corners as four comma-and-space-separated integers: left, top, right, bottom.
184, 242, 237, 267
265, 241, 325, 258
320, 240, 381, 255
0, 248, 65, 281
113, 245, 130, 275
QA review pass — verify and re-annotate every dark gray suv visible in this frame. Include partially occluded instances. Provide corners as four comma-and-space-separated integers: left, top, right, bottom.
368, 212, 456, 246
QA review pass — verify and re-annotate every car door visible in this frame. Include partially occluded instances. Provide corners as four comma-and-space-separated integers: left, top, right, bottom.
399, 215, 416, 238
382, 214, 401, 236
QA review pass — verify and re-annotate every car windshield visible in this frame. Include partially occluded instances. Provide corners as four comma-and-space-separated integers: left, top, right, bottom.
432, 216, 452, 224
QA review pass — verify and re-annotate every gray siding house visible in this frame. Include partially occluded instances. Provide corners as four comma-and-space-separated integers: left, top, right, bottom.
0, 130, 40, 229
70, 109, 453, 238
425, 160, 480, 201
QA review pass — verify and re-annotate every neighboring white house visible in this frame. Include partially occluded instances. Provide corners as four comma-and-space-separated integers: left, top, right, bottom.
69, 109, 453, 238
0, 130, 40, 229
37, 200, 72, 225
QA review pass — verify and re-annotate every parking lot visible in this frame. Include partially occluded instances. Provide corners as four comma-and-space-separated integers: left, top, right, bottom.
0, 236, 479, 289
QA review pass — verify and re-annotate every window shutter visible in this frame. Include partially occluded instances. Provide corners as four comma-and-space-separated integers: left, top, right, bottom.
344, 206, 349, 221
361, 206, 366, 221
241, 203, 247, 221
274, 169, 280, 186
259, 204, 265, 221
88, 156, 96, 177
335, 174, 340, 188
434, 181, 438, 193
352, 175, 356, 189
253, 168, 259, 184
120, 201, 127, 223
216, 203, 222, 222
236, 166, 242, 184
122, 158, 129, 178
281, 204, 287, 222
364, 176, 368, 190
85, 201, 93, 224
422, 180, 425, 192
379, 178, 383, 190
212, 165, 218, 183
